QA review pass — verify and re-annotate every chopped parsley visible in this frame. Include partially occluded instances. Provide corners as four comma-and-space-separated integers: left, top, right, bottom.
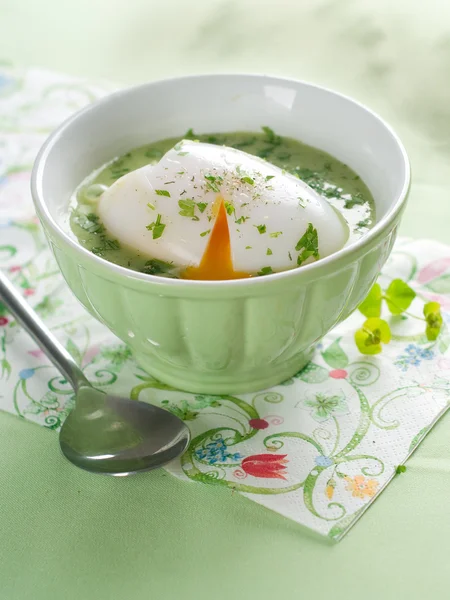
235, 216, 249, 224
257, 266, 274, 276
146, 213, 166, 239
155, 189, 170, 197
266, 248, 273, 255
144, 149, 163, 160
141, 259, 173, 276
396, 465, 407, 474
75, 211, 121, 256
288, 251, 293, 261
240, 176, 254, 186
245, 246, 252, 250
261, 126, 281, 145
265, 175, 275, 182
255, 224, 266, 234
200, 229, 210, 237
92, 238, 120, 255
269, 231, 282, 238
147, 202, 155, 210
296, 223, 319, 266
75, 212, 104, 234
344, 192, 366, 209
224, 201, 235, 216
178, 199, 196, 218
204, 174, 222, 193
232, 137, 256, 149
356, 217, 371, 229
197, 202, 207, 213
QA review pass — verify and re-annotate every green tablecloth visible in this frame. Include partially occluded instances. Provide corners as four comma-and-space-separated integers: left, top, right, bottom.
1, 1, 449, 598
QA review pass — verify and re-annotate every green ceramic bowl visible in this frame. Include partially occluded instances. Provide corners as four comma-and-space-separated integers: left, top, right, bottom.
31, 75, 410, 393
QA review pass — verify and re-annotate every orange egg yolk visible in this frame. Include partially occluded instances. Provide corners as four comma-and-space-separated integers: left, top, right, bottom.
183, 198, 251, 281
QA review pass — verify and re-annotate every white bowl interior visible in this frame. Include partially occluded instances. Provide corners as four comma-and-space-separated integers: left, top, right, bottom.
37, 75, 408, 227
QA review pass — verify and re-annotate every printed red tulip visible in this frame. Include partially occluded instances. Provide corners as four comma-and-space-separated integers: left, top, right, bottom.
241, 454, 288, 480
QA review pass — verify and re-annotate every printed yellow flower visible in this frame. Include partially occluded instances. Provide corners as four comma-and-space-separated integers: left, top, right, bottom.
344, 475, 379, 499
325, 477, 337, 500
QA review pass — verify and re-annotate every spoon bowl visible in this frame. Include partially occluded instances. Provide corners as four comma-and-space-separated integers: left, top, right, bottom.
60, 387, 190, 475
0, 270, 190, 475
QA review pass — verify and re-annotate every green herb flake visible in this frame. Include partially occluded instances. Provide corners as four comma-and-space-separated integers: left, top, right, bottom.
200, 229, 211, 237
204, 174, 222, 193
197, 202, 207, 213
146, 213, 166, 239
266, 248, 273, 256
103, 239, 120, 250
235, 216, 249, 225
178, 152, 189, 156
356, 217, 371, 229
145, 148, 163, 160
344, 192, 365, 209
257, 266, 274, 276
178, 199, 196, 218
147, 202, 156, 211
396, 465, 407, 475
255, 224, 266, 234
296, 223, 319, 266
155, 189, 170, 197
240, 176, 254, 186
265, 175, 275, 181
245, 246, 252, 250
224, 202, 235, 216
265, 185, 274, 191
261, 126, 281, 145
75, 212, 105, 234
288, 251, 292, 261
298, 197, 307, 208
141, 259, 173, 276
269, 231, 282, 238
184, 128, 196, 139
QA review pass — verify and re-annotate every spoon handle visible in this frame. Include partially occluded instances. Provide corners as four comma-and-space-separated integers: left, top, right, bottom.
0, 270, 90, 392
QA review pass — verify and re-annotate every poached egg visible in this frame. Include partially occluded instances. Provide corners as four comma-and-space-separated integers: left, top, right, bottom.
98, 140, 348, 279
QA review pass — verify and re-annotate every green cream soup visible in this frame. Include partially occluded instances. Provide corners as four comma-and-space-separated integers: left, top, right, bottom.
70, 129, 375, 277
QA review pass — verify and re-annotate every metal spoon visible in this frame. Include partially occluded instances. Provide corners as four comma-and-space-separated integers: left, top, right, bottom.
0, 271, 190, 475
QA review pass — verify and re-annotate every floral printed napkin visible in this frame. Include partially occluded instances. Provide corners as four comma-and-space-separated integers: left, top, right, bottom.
2, 66, 450, 540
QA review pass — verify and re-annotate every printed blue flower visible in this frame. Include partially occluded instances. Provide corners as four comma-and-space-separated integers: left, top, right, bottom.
195, 436, 241, 464
19, 368, 35, 380
315, 455, 333, 467
395, 344, 434, 371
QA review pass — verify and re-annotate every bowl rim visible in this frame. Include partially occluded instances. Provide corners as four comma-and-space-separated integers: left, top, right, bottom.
31, 72, 411, 289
